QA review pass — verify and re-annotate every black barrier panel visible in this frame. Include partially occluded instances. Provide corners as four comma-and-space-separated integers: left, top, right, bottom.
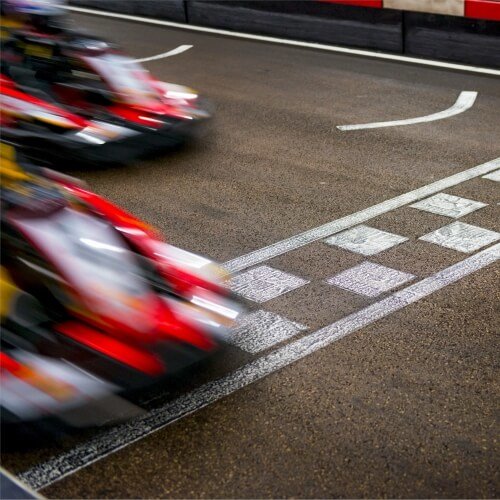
70, 0, 187, 23
185, 0, 403, 52
194, 1, 396, 22
404, 12, 500, 68
67, 0, 500, 67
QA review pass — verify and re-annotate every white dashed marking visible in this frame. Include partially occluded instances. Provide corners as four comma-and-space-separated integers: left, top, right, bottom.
337, 91, 477, 131
228, 265, 309, 303
420, 222, 500, 253
482, 170, 500, 182
410, 193, 487, 218
324, 225, 408, 256
132, 45, 193, 63
229, 310, 307, 353
326, 262, 415, 297
21, 243, 500, 491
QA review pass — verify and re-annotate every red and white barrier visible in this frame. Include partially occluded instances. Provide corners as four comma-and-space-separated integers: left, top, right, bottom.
385, 0, 463, 16
322, 0, 500, 21
465, 0, 500, 20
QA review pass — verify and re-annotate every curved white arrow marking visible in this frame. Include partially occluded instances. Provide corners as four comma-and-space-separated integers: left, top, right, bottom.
337, 91, 477, 131
131, 44, 193, 64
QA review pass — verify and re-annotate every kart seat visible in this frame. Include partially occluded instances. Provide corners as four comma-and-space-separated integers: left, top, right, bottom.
8, 66, 57, 102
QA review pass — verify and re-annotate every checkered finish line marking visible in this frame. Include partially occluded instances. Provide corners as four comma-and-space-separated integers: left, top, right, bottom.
224, 157, 500, 273
226, 167, 497, 352
21, 242, 500, 491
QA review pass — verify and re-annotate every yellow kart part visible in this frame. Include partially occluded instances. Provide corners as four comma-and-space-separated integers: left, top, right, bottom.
0, 143, 29, 182
0, 16, 23, 40
24, 43, 53, 59
0, 267, 21, 322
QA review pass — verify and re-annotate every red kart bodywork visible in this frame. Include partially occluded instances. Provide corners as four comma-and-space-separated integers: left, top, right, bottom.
1, 73, 142, 165
0, 73, 87, 129
2, 168, 240, 387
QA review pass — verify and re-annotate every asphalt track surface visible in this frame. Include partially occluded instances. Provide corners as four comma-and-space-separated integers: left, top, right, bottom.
2, 11, 500, 499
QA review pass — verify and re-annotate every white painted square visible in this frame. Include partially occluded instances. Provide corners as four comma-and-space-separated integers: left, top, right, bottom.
326, 261, 415, 298
324, 225, 408, 256
419, 222, 500, 253
410, 193, 487, 218
482, 170, 500, 182
228, 265, 309, 303
229, 310, 307, 353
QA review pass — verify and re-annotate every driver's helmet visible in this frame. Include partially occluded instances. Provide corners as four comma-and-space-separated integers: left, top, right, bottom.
1, 0, 65, 16
1, 0, 67, 31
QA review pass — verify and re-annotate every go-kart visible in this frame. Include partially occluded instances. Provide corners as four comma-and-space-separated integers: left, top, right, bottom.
2, 25, 211, 164
1, 144, 242, 407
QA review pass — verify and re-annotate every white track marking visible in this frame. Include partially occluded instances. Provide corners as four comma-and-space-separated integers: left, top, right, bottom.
326, 261, 415, 297
228, 265, 309, 303
20, 243, 500, 491
420, 222, 500, 253
66, 6, 500, 77
410, 193, 487, 218
1, 467, 42, 500
132, 44, 192, 63
224, 157, 500, 273
482, 170, 500, 182
337, 91, 477, 131
229, 310, 307, 353
324, 225, 408, 256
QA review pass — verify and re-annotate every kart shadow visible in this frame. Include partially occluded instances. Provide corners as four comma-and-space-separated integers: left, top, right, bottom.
126, 341, 251, 410
0, 342, 250, 460
48, 141, 189, 175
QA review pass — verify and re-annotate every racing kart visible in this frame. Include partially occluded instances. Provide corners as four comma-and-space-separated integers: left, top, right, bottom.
1, 144, 242, 424
2, 25, 211, 165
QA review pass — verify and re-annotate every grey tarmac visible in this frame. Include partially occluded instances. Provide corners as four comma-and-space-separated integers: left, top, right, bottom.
1, 11, 499, 499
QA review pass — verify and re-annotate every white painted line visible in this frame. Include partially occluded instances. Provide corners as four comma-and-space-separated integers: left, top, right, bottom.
224, 157, 500, 273
132, 45, 193, 63
20, 243, 500, 491
1, 467, 41, 500
482, 170, 500, 182
324, 225, 408, 256
228, 265, 309, 303
337, 91, 477, 131
229, 310, 307, 353
66, 6, 500, 77
420, 222, 500, 253
326, 261, 415, 297
410, 193, 487, 218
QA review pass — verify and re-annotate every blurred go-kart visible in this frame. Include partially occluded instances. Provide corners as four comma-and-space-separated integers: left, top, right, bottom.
1, 15, 211, 165
1, 143, 241, 423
